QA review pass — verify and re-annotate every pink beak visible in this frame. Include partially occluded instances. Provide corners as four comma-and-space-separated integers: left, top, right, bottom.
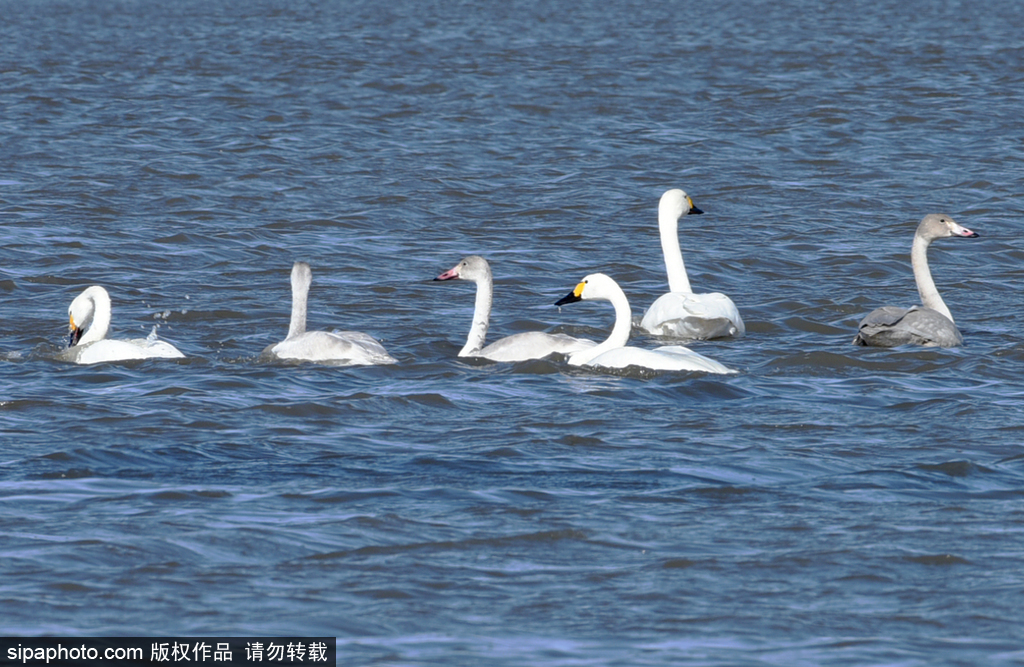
434, 266, 461, 281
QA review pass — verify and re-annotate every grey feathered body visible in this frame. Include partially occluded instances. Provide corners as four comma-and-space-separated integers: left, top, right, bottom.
853, 306, 963, 347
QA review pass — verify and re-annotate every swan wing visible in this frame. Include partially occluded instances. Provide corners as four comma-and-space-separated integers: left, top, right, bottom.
125, 336, 186, 356
66, 338, 184, 364
585, 345, 735, 374
473, 331, 595, 363
271, 330, 397, 365
651, 345, 737, 373
854, 306, 962, 347
641, 291, 744, 339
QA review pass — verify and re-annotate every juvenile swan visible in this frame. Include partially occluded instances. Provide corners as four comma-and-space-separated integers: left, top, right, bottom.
555, 273, 735, 374
640, 189, 744, 339
434, 255, 594, 362
64, 285, 185, 364
854, 214, 979, 348
266, 262, 397, 365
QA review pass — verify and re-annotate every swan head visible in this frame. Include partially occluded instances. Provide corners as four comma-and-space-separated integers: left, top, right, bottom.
68, 285, 110, 347
434, 255, 492, 284
918, 214, 978, 242
291, 261, 313, 288
660, 188, 704, 220
555, 273, 620, 306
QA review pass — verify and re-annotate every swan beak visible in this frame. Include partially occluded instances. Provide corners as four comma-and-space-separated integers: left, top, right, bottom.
555, 281, 586, 306
956, 226, 979, 238
687, 196, 704, 215
434, 267, 460, 281
68, 314, 82, 348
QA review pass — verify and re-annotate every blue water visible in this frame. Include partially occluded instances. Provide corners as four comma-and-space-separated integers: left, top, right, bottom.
3, 0, 1024, 664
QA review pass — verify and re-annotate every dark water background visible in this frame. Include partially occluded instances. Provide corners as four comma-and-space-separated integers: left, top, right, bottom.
3, 0, 1024, 664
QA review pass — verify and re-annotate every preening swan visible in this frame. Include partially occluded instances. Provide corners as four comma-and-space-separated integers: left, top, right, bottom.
640, 189, 744, 339
266, 262, 397, 365
555, 273, 735, 374
434, 255, 595, 362
63, 285, 185, 364
854, 214, 979, 347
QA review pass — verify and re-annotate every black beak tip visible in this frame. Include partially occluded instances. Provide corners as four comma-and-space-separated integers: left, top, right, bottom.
689, 206, 704, 215
555, 293, 581, 307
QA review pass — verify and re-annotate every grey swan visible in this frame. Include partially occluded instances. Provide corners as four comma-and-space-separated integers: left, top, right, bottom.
854, 214, 979, 347
434, 255, 594, 362
266, 262, 397, 365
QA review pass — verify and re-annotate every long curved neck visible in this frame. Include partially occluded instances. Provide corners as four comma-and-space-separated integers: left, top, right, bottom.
660, 208, 692, 293
911, 233, 953, 322
461, 272, 493, 356
569, 284, 633, 366
80, 288, 112, 345
288, 268, 309, 339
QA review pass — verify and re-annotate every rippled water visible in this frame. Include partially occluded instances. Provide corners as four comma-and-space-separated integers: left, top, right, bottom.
3, 0, 1024, 664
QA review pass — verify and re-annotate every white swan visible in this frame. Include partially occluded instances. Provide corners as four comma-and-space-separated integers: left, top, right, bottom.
63, 285, 185, 364
266, 262, 397, 365
640, 189, 744, 339
555, 273, 735, 374
434, 255, 595, 362
854, 214, 979, 348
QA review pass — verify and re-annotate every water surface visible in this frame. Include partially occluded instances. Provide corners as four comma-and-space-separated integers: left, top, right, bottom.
2, 0, 1024, 664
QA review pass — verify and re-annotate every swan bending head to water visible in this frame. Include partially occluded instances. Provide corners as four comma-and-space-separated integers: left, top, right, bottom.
64, 285, 185, 364
853, 214, 979, 348
266, 261, 397, 365
640, 188, 745, 340
555, 273, 735, 374
434, 255, 594, 362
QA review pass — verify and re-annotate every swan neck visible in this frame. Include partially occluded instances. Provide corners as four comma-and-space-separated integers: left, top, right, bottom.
569, 284, 633, 366
288, 271, 309, 339
911, 233, 953, 322
660, 209, 692, 293
461, 273, 492, 356
80, 289, 112, 345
